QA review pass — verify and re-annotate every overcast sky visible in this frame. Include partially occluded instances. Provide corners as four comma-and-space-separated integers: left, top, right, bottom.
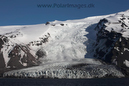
0, 0, 129, 26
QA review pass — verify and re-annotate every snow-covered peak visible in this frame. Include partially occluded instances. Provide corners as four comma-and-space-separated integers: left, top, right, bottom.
99, 10, 129, 38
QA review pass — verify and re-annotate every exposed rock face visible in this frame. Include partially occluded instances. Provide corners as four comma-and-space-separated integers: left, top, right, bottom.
45, 22, 50, 25
0, 35, 47, 72
0, 52, 5, 68
0, 38, 6, 68
7, 45, 38, 69
36, 49, 47, 59
94, 14, 129, 69
0, 29, 50, 75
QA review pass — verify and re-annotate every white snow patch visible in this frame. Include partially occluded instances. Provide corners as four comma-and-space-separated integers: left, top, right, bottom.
124, 60, 129, 67
124, 48, 129, 51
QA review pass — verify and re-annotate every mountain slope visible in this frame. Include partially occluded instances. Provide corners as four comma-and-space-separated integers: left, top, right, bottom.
1, 10, 129, 78
94, 10, 129, 70
0, 15, 107, 69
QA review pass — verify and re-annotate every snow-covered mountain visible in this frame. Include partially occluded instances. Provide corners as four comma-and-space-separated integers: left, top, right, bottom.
1, 10, 129, 78
94, 10, 129, 70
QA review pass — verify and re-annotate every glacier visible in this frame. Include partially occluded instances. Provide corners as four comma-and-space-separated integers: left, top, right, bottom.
3, 59, 124, 78
1, 10, 129, 78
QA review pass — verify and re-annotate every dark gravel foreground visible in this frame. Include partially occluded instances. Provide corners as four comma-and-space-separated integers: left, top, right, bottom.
0, 78, 129, 86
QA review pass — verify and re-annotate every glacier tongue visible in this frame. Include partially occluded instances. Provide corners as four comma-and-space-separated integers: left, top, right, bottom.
3, 59, 124, 78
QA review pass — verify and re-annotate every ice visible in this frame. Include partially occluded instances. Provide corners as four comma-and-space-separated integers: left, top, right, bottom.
2, 10, 129, 78
3, 58, 124, 78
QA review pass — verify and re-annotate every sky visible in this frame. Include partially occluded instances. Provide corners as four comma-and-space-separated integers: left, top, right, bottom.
0, 0, 129, 26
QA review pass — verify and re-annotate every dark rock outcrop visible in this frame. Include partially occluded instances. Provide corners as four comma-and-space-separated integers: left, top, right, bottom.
45, 22, 50, 25
60, 24, 64, 26
0, 35, 39, 75
36, 49, 46, 59
7, 45, 38, 69
0, 52, 5, 68
0, 38, 6, 68
0, 31, 50, 74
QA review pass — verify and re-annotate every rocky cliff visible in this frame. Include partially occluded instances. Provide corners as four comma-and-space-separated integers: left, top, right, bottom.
94, 13, 129, 72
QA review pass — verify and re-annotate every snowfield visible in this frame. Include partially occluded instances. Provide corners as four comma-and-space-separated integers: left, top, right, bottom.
1, 10, 129, 78
0, 15, 106, 65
